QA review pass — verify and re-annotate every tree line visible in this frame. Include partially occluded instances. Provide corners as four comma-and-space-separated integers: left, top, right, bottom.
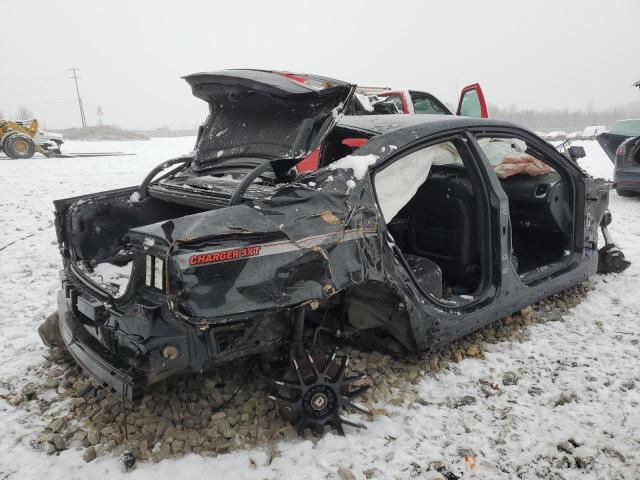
0, 106, 35, 121
488, 102, 640, 132
3, 103, 640, 133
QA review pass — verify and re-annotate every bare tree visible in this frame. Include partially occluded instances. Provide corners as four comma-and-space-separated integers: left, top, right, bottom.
0, 110, 5, 120
15, 106, 34, 121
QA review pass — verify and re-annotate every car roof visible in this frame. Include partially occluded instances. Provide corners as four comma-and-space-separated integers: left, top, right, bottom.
338, 114, 515, 135
337, 114, 524, 166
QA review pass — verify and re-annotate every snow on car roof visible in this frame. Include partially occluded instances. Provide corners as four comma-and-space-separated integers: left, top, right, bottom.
338, 113, 512, 136
337, 115, 519, 169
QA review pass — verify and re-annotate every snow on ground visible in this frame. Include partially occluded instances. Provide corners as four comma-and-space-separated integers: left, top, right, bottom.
1, 138, 639, 479
0, 137, 197, 385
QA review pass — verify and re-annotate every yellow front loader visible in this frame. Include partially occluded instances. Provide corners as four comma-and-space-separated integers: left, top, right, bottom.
0, 119, 64, 159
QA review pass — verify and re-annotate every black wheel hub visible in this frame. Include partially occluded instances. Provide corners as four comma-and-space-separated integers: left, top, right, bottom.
304, 384, 336, 417
271, 351, 371, 435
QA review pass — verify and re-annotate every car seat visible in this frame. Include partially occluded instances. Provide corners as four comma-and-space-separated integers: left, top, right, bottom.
409, 171, 479, 289
404, 254, 443, 298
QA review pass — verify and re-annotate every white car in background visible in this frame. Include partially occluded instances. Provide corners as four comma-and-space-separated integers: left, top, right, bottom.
581, 125, 607, 139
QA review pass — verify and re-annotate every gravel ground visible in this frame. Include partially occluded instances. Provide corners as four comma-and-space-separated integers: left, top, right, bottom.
3, 286, 587, 468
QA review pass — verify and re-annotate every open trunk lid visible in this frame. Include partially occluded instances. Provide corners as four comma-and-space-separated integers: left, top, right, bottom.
597, 120, 640, 162
184, 69, 356, 174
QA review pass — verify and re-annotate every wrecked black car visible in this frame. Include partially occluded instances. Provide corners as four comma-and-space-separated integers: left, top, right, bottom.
52, 69, 628, 434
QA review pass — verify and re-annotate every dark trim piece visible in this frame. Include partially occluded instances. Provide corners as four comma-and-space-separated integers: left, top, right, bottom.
59, 299, 146, 400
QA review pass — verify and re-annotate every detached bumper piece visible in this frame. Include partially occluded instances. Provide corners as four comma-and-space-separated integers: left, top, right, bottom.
58, 287, 147, 400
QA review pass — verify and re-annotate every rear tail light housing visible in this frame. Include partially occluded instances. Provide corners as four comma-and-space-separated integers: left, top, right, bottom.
145, 255, 165, 291
616, 143, 632, 166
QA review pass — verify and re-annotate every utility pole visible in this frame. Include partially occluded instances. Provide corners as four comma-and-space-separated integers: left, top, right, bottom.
97, 106, 104, 126
68, 67, 87, 128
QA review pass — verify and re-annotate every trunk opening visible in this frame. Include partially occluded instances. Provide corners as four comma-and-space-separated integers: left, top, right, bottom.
55, 187, 212, 298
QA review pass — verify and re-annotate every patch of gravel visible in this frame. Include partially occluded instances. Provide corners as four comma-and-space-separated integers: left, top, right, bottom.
0, 284, 589, 463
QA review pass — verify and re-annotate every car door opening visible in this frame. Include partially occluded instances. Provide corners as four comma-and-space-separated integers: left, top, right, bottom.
476, 136, 575, 278
374, 139, 491, 302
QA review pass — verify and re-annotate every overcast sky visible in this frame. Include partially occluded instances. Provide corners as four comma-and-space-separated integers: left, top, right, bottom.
1, 0, 638, 130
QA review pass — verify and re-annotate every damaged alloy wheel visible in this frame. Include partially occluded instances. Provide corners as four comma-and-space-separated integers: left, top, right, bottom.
270, 351, 371, 435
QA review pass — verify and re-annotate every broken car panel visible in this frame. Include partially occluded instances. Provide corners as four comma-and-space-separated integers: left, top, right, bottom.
599, 82, 640, 196
613, 135, 640, 196
597, 119, 640, 163
597, 81, 640, 164
185, 69, 356, 171
51, 70, 628, 434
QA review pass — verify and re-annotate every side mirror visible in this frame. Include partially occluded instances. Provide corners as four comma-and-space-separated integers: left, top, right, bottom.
567, 145, 586, 161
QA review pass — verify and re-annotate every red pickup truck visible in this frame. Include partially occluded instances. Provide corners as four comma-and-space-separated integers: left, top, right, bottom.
296, 80, 488, 172
354, 84, 487, 117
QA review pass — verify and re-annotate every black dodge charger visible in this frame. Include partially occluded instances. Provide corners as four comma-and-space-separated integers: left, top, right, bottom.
51, 70, 628, 434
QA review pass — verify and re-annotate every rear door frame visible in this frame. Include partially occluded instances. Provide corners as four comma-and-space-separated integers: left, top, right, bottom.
369, 129, 502, 311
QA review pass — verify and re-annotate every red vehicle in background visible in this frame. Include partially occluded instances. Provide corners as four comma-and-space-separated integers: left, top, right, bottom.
353, 83, 487, 117
296, 81, 488, 172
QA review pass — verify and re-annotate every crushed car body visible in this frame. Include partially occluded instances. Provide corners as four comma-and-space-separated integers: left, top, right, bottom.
51, 69, 629, 433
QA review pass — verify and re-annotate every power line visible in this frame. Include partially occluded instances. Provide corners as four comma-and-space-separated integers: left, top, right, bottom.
68, 67, 87, 128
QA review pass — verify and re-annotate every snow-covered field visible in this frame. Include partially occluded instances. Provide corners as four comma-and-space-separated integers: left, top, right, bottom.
1, 138, 639, 479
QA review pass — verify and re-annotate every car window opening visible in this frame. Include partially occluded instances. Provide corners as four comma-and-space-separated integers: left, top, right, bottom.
375, 141, 484, 303
317, 128, 371, 169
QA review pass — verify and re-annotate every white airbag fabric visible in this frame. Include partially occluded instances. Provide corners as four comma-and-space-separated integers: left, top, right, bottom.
375, 142, 459, 222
